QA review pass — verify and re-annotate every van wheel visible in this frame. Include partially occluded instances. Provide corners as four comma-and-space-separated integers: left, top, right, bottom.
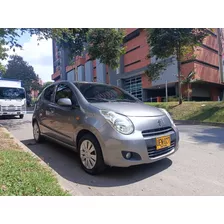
33, 121, 44, 143
78, 134, 106, 175
19, 114, 24, 119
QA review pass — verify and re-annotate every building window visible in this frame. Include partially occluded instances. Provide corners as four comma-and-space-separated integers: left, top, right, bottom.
123, 76, 142, 100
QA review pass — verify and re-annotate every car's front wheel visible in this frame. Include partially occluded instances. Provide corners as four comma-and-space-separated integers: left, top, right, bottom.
33, 121, 44, 143
78, 134, 106, 175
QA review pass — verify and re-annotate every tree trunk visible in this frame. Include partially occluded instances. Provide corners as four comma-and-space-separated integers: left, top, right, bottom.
188, 83, 190, 101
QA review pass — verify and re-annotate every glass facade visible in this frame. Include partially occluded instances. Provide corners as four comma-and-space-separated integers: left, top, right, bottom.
67, 69, 75, 82
123, 76, 143, 100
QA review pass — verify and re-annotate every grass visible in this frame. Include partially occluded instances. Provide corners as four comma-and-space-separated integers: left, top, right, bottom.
0, 128, 70, 196
145, 101, 224, 123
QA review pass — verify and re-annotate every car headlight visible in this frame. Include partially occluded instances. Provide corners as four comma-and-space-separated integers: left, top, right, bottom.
100, 110, 134, 135
22, 103, 26, 109
159, 108, 175, 126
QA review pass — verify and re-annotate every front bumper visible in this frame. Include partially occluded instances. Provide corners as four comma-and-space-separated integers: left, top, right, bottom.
0, 111, 26, 116
98, 119, 179, 167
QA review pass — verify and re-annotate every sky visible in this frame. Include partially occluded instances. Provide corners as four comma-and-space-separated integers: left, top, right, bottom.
2, 33, 53, 83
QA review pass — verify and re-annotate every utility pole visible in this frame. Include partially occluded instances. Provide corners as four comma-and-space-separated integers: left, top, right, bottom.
217, 28, 223, 83
165, 80, 168, 102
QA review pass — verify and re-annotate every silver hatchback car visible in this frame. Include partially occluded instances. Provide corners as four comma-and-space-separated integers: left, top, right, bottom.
32, 81, 179, 174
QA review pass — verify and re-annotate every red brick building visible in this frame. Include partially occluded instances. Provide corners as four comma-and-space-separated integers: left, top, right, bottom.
51, 28, 224, 101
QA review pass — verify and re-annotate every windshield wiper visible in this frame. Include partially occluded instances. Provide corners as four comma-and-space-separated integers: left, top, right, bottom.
112, 99, 136, 103
86, 98, 110, 102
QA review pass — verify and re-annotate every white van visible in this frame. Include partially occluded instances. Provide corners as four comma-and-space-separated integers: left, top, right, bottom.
0, 79, 26, 119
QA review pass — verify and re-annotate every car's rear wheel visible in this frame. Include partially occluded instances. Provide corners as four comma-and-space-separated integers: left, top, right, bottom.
19, 114, 24, 119
33, 121, 44, 143
78, 134, 106, 175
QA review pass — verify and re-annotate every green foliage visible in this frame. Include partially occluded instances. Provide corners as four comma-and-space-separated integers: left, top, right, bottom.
147, 28, 208, 60
0, 40, 8, 60
2, 55, 38, 93
87, 28, 126, 69
168, 96, 179, 102
145, 61, 167, 81
0, 63, 6, 74
181, 71, 196, 84
145, 101, 224, 124
0, 28, 125, 69
146, 29, 209, 81
39, 81, 53, 94
55, 28, 89, 59
0, 150, 69, 196
146, 28, 209, 104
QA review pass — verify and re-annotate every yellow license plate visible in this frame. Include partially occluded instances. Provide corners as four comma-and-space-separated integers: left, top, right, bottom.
156, 136, 171, 150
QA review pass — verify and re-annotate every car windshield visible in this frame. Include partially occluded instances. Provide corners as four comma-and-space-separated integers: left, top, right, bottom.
0, 87, 26, 100
74, 83, 139, 103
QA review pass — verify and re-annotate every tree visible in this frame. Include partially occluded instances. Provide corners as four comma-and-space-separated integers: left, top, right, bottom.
146, 28, 209, 104
0, 63, 6, 75
0, 28, 125, 69
87, 29, 125, 69
0, 40, 8, 60
181, 71, 196, 101
39, 81, 53, 95
2, 55, 38, 93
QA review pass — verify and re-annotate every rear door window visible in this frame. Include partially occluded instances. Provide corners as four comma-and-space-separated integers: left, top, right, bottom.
43, 85, 55, 102
55, 83, 76, 105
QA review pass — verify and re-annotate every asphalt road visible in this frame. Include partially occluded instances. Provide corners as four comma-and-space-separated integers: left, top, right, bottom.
1, 114, 224, 196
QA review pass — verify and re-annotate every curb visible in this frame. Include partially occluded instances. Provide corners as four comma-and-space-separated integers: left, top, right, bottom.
0, 127, 82, 196
174, 120, 224, 127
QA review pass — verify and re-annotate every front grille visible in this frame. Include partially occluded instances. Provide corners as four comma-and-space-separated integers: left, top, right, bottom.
142, 127, 173, 138
147, 141, 175, 158
1, 106, 22, 112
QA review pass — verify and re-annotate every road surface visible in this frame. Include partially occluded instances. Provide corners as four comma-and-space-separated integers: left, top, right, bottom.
1, 114, 224, 195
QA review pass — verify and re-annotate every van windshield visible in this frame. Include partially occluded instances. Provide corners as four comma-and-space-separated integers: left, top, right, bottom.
0, 87, 26, 100
74, 83, 139, 103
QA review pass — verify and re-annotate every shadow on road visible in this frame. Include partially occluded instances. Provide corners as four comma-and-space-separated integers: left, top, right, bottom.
178, 124, 224, 149
0, 116, 31, 130
22, 139, 172, 188
192, 128, 224, 149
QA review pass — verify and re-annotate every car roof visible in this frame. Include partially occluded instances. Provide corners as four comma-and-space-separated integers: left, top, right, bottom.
73, 81, 111, 86
53, 80, 116, 87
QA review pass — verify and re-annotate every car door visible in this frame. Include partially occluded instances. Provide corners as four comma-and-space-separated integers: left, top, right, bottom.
49, 83, 79, 146
38, 84, 57, 137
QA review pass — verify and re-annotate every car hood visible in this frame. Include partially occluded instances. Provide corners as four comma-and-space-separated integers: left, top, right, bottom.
91, 102, 164, 117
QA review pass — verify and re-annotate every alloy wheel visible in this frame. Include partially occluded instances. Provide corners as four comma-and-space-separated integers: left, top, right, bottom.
80, 140, 97, 169
33, 122, 40, 141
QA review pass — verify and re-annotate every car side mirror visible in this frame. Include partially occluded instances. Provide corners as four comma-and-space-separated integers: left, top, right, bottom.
57, 98, 72, 107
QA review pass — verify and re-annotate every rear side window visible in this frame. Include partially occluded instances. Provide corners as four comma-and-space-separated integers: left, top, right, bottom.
44, 85, 55, 102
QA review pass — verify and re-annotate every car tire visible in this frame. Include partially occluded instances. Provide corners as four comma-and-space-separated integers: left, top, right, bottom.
33, 121, 44, 143
78, 134, 106, 175
19, 114, 24, 119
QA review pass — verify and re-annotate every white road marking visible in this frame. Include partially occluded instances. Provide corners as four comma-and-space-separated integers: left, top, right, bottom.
182, 140, 199, 144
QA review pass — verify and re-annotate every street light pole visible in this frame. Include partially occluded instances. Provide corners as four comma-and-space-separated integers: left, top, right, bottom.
165, 80, 168, 102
